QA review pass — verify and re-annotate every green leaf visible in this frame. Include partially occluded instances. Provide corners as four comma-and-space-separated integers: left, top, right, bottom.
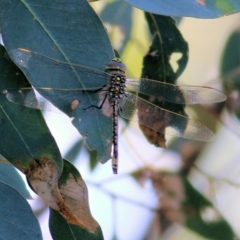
49, 209, 104, 240
139, 14, 188, 147
0, 162, 31, 199
100, 0, 133, 55
0, 45, 62, 173
0, 181, 42, 240
125, 0, 240, 18
220, 30, 240, 87
183, 178, 236, 240
49, 159, 103, 239
143, 13, 188, 82
65, 139, 99, 171
64, 139, 84, 162
220, 30, 240, 118
0, 0, 114, 164
88, 148, 98, 171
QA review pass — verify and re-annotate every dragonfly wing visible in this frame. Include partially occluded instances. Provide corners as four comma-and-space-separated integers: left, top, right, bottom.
119, 92, 216, 142
126, 78, 226, 104
178, 85, 226, 104
10, 48, 108, 90
5, 88, 45, 110
4, 88, 112, 116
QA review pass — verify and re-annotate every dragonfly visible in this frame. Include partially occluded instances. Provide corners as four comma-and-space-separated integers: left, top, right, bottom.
4, 48, 227, 174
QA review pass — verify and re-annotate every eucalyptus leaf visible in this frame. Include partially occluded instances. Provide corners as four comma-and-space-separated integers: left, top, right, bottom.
0, 162, 31, 199
126, 0, 240, 18
0, 45, 62, 173
100, 0, 133, 55
220, 30, 240, 118
139, 14, 188, 146
50, 209, 104, 240
0, 0, 114, 164
49, 160, 103, 239
64, 139, 84, 163
183, 178, 236, 240
0, 181, 42, 240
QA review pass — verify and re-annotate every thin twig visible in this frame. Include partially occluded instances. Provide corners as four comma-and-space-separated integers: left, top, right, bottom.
86, 180, 159, 211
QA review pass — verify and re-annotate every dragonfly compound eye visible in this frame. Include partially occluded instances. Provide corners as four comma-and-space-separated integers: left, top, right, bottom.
105, 58, 127, 73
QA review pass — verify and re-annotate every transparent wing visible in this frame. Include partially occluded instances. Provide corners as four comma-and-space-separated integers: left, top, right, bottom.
10, 48, 109, 89
126, 78, 226, 104
4, 88, 112, 116
10, 49, 226, 105
11, 48, 109, 76
4, 88, 55, 111
119, 92, 216, 142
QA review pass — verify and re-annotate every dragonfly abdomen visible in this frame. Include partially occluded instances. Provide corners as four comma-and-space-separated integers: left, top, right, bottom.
108, 74, 126, 174
105, 58, 127, 174
111, 101, 119, 174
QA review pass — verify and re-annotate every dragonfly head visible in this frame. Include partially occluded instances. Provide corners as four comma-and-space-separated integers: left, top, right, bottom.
105, 57, 127, 73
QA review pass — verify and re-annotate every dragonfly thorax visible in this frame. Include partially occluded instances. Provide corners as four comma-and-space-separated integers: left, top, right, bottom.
108, 72, 126, 101
105, 58, 127, 102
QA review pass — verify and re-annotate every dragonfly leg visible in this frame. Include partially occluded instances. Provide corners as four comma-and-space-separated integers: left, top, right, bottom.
82, 85, 106, 93
83, 93, 108, 110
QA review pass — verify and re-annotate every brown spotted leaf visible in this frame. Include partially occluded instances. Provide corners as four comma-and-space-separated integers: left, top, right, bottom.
58, 160, 99, 232
139, 14, 188, 147
27, 159, 102, 237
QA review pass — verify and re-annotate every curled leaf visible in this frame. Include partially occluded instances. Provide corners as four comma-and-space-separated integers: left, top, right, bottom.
27, 158, 100, 234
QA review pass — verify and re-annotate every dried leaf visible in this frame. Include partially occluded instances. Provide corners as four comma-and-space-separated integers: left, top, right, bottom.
27, 158, 99, 233
152, 173, 186, 224
139, 120, 166, 148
